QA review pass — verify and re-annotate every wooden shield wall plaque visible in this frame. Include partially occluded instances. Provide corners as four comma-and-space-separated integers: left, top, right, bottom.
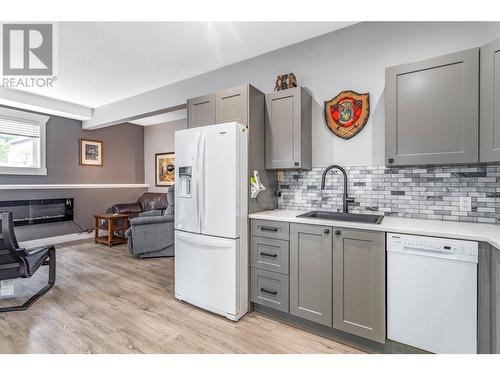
324, 91, 370, 139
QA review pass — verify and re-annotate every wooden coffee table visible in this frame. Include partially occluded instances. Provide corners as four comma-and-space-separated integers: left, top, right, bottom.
94, 213, 130, 247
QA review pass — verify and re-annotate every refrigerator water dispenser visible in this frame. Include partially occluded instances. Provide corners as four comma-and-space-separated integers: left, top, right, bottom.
179, 166, 192, 197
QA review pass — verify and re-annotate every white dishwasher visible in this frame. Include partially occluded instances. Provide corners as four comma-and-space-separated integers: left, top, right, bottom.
387, 233, 478, 354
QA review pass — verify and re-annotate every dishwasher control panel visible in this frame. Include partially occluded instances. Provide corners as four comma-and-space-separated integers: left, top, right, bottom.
387, 233, 478, 263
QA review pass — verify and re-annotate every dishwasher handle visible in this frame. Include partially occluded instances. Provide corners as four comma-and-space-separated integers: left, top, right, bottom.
388, 246, 478, 263
403, 246, 456, 257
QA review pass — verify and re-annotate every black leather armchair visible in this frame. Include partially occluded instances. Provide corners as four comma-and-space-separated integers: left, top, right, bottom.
0, 211, 56, 313
108, 192, 168, 219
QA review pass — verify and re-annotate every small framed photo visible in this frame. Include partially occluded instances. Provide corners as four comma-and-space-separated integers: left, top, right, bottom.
79, 139, 103, 166
155, 152, 175, 186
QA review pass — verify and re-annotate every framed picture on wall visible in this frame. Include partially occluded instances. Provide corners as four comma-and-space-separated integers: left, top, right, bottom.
79, 139, 103, 166
155, 152, 175, 186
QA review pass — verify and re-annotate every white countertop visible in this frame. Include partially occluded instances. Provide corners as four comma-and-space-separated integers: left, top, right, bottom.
249, 209, 500, 249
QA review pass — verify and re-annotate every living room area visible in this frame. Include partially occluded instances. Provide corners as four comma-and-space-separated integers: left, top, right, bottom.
0, 104, 182, 343
0, 105, 179, 246
0, 105, 337, 354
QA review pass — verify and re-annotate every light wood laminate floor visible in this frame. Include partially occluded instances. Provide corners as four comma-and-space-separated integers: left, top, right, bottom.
0, 240, 364, 354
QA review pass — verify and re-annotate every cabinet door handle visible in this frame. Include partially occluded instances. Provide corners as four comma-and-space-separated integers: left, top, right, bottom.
335, 230, 341, 236
324, 229, 330, 234
260, 252, 278, 258
260, 288, 278, 295
259, 226, 278, 232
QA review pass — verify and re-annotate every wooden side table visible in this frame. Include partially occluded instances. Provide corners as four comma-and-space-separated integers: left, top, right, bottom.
94, 213, 130, 247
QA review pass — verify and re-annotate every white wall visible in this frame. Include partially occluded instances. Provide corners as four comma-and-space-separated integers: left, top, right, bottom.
89, 22, 500, 166
144, 119, 187, 192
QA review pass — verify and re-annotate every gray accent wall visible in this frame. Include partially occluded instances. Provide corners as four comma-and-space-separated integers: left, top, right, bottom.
0, 107, 146, 241
0, 110, 144, 184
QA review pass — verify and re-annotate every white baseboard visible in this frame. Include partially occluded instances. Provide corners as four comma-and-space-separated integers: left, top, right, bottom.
19, 231, 95, 249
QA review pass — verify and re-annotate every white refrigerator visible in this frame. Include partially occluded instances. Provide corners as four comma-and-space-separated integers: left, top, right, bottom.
174, 122, 248, 321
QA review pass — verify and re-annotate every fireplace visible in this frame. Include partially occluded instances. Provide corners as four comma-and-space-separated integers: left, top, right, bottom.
0, 198, 74, 226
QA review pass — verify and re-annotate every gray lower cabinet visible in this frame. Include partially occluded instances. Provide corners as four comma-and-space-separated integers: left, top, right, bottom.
251, 219, 290, 313
215, 85, 249, 125
251, 236, 289, 274
251, 268, 289, 313
187, 94, 216, 128
252, 219, 387, 344
385, 48, 479, 166
333, 228, 386, 343
492, 247, 500, 353
265, 87, 312, 170
289, 223, 332, 326
480, 38, 500, 162
480, 243, 500, 353
251, 219, 290, 241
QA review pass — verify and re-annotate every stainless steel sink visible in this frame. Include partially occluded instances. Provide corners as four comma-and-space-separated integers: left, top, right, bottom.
297, 211, 384, 224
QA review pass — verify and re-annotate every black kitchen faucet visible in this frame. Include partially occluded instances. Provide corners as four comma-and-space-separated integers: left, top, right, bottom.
321, 165, 354, 213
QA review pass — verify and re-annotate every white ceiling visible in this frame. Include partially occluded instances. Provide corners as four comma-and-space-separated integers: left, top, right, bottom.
16, 22, 355, 108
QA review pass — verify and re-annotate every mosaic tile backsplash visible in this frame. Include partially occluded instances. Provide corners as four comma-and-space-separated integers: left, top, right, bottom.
277, 165, 500, 224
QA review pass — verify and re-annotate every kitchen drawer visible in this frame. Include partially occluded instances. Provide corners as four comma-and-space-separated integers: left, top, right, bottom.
251, 268, 289, 313
251, 219, 289, 241
251, 236, 289, 275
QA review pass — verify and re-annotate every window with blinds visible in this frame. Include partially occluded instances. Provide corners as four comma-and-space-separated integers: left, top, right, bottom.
0, 108, 49, 175
0, 117, 42, 138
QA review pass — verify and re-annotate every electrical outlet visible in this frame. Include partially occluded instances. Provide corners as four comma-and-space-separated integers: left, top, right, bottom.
294, 190, 302, 202
459, 197, 472, 212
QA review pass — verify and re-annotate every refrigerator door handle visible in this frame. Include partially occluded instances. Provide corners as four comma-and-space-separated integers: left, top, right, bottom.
199, 131, 207, 231
195, 131, 202, 230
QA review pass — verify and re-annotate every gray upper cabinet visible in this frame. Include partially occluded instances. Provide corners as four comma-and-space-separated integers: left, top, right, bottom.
290, 223, 332, 326
333, 228, 386, 344
265, 87, 312, 170
187, 94, 216, 128
480, 39, 500, 162
187, 84, 256, 128
215, 85, 249, 125
385, 48, 479, 166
